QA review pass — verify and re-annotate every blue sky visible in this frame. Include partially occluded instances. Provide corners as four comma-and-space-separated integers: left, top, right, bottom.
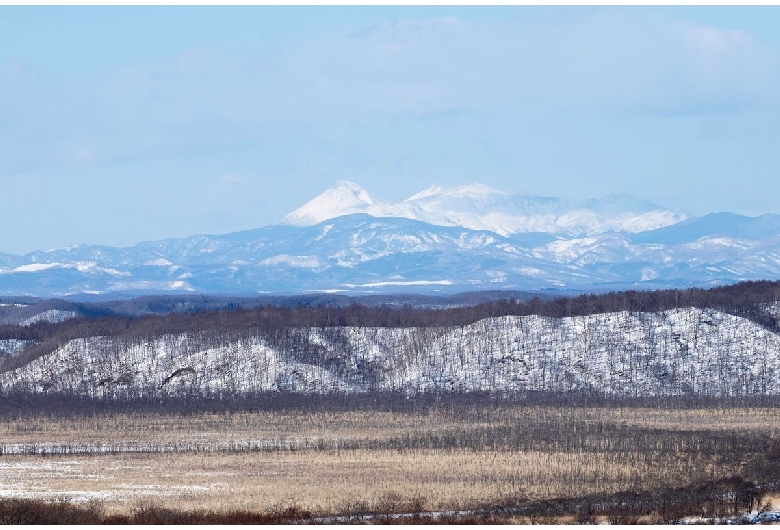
2, 6, 779, 254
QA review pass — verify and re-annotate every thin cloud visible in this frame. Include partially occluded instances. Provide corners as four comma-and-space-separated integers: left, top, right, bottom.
0, 8, 778, 170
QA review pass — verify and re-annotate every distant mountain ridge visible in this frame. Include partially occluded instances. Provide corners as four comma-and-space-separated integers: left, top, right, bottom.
1, 181, 779, 297
278, 181, 688, 237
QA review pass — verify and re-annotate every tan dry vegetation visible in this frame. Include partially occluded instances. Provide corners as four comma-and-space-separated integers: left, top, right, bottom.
1, 410, 449, 446
0, 404, 778, 516
0, 446, 728, 515
595, 406, 780, 433
5, 405, 780, 446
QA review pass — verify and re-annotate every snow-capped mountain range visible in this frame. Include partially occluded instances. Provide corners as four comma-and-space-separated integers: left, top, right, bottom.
279, 181, 687, 237
2, 180, 780, 298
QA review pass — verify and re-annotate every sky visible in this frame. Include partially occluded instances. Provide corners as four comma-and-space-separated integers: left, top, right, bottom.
1, 6, 779, 255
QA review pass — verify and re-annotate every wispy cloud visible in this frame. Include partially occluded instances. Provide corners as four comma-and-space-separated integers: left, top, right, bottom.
1, 9, 778, 167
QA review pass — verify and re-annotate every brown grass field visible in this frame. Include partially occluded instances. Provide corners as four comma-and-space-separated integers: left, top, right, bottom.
1, 399, 780, 522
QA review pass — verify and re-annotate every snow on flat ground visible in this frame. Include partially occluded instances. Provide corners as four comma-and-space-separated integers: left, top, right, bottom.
0, 458, 215, 504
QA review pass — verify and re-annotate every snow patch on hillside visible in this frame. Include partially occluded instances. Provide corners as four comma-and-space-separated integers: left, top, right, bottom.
106, 281, 194, 292
20, 310, 77, 326
144, 258, 174, 266
260, 255, 323, 268
13, 263, 61, 273
343, 280, 453, 288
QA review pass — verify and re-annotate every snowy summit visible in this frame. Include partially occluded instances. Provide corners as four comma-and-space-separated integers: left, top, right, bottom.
278, 181, 688, 237
277, 181, 382, 226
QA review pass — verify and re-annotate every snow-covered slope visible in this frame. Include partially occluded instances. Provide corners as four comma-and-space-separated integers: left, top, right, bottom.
2, 307, 779, 397
278, 181, 688, 236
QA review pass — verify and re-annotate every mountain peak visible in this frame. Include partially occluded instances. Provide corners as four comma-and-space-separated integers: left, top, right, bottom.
447, 183, 508, 197
277, 181, 384, 226
277, 180, 687, 236
405, 185, 444, 202
332, 179, 372, 195
325, 180, 377, 205
406, 183, 508, 202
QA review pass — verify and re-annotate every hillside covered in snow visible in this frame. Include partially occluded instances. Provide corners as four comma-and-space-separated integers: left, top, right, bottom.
2, 283, 780, 399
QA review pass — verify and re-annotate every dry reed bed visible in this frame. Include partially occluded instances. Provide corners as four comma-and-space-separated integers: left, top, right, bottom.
1, 404, 778, 516
0, 446, 730, 515
4, 406, 780, 446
